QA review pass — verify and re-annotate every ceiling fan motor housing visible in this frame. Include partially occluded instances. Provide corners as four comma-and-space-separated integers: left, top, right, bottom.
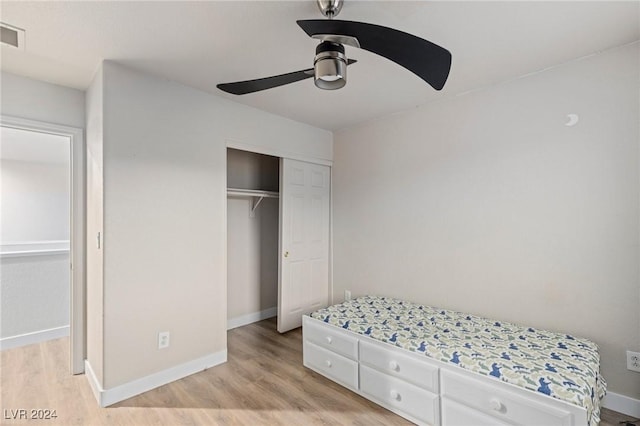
314, 41, 347, 90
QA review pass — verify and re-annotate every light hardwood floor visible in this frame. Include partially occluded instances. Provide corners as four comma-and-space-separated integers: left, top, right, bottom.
0, 318, 634, 425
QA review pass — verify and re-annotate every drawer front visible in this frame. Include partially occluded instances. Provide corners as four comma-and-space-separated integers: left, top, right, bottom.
360, 340, 439, 393
304, 341, 358, 390
442, 397, 510, 426
441, 369, 574, 426
304, 318, 358, 360
360, 365, 439, 425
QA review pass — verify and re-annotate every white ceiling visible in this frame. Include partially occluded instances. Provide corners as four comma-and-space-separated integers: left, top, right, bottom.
0, 127, 70, 164
1, 1, 638, 131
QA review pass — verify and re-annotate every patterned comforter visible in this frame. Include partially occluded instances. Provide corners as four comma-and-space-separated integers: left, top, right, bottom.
309, 295, 606, 426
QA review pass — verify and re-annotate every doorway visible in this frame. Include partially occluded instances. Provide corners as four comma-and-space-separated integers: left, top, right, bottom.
226, 148, 280, 329
225, 145, 332, 334
0, 116, 85, 374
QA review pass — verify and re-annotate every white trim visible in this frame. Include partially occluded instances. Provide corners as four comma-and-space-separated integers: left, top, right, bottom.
0, 326, 70, 350
85, 350, 227, 407
0, 115, 87, 375
226, 139, 333, 167
84, 360, 102, 405
329, 161, 334, 305
1, 240, 70, 258
227, 307, 277, 330
1, 249, 69, 258
223, 147, 229, 342
602, 391, 640, 418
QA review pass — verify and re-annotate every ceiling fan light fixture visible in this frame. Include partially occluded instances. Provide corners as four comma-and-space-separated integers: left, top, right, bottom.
217, 0, 452, 96
314, 41, 347, 90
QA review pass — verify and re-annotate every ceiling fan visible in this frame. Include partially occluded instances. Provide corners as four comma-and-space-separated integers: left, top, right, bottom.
217, 0, 452, 95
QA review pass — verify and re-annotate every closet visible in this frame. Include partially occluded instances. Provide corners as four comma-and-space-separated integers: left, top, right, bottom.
226, 148, 331, 333
227, 148, 279, 330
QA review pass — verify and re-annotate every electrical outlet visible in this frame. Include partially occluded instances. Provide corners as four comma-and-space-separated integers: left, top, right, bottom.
627, 350, 640, 372
158, 331, 170, 349
344, 290, 351, 301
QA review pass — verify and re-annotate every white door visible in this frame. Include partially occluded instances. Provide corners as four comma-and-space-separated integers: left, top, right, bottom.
278, 158, 330, 333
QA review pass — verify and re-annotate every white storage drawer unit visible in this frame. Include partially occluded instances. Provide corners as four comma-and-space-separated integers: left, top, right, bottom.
303, 312, 591, 426
360, 340, 439, 393
441, 369, 575, 426
304, 317, 358, 360
303, 316, 441, 425
360, 364, 440, 425
304, 341, 358, 390
441, 397, 511, 426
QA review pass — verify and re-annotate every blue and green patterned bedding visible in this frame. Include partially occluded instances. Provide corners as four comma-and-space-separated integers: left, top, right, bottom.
309, 295, 606, 426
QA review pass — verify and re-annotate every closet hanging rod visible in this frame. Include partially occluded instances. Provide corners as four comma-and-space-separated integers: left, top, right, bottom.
227, 188, 279, 217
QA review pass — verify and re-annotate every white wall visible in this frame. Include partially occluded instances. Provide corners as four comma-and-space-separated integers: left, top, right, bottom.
333, 43, 639, 399
0, 72, 85, 128
87, 61, 331, 392
0, 159, 70, 342
0, 159, 70, 242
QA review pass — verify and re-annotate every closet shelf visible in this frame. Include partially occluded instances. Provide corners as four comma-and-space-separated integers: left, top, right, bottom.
227, 188, 279, 217
227, 188, 279, 198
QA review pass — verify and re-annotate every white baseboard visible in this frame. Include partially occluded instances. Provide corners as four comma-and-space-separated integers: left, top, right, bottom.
85, 350, 227, 407
602, 391, 640, 418
227, 306, 277, 330
0, 326, 70, 350
84, 360, 103, 405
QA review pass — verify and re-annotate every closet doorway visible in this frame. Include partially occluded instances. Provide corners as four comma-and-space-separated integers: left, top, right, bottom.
226, 147, 331, 333
227, 149, 280, 330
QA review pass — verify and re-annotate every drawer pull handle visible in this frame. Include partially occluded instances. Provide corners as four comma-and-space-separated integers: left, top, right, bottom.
326, 336, 333, 344
325, 360, 332, 368
390, 390, 401, 401
389, 361, 399, 371
489, 398, 503, 411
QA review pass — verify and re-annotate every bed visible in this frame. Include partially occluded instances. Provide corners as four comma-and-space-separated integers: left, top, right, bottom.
303, 295, 606, 426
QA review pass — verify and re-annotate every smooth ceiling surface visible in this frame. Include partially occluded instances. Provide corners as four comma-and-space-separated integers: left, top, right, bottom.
1, 1, 638, 130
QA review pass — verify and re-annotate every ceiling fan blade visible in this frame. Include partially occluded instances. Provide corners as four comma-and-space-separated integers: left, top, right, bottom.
217, 69, 313, 95
297, 20, 451, 90
217, 59, 357, 95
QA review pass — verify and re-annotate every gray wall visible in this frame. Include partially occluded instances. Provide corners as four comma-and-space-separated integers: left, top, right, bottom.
1, 255, 69, 338
1, 72, 85, 127
333, 43, 640, 399
1, 159, 70, 242
86, 61, 331, 391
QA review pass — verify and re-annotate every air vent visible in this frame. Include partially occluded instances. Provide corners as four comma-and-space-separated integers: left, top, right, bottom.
1, 23, 25, 50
